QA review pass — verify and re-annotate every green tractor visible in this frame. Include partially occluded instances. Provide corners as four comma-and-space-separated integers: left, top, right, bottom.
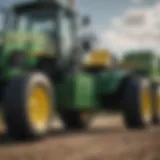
121, 50, 160, 124
0, 0, 154, 140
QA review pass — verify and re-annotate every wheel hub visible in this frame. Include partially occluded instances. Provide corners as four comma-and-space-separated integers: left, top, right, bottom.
140, 86, 152, 123
28, 87, 50, 132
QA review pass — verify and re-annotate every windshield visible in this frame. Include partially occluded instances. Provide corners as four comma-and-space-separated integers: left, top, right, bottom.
16, 9, 56, 39
0, 12, 5, 32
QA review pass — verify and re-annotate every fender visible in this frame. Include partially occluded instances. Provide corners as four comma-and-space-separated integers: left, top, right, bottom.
56, 69, 133, 110
96, 69, 133, 96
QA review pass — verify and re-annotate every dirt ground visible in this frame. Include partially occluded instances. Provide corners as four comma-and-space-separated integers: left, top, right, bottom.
0, 114, 160, 160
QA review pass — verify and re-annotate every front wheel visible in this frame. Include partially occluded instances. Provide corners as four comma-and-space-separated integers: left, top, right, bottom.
122, 77, 152, 128
3, 72, 54, 140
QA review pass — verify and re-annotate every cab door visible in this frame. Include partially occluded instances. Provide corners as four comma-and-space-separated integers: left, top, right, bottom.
0, 8, 12, 32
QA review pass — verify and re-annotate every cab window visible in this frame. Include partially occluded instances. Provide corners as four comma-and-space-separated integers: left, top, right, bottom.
60, 11, 74, 59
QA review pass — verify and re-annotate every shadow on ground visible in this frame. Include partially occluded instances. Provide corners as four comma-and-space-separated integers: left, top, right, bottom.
0, 126, 141, 147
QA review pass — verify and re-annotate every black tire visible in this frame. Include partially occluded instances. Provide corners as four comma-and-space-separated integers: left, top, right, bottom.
3, 72, 54, 140
122, 77, 152, 128
59, 110, 93, 130
151, 82, 160, 124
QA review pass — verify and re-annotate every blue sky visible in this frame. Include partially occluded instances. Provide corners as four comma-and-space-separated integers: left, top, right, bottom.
77, 0, 141, 31
76, 0, 158, 31
77, 0, 160, 56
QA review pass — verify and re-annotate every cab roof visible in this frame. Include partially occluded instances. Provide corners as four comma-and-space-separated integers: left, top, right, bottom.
14, 1, 76, 14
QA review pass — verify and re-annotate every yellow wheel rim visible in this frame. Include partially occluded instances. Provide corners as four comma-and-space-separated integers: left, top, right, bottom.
156, 88, 160, 118
140, 86, 152, 122
28, 87, 50, 131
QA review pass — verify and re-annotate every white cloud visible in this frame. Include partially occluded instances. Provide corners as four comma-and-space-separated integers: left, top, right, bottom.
101, 2, 160, 57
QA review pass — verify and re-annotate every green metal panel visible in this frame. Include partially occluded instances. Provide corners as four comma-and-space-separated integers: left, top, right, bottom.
122, 51, 160, 82
96, 70, 131, 95
56, 72, 99, 110
0, 31, 50, 79
3, 30, 52, 55
55, 74, 75, 109
74, 72, 98, 109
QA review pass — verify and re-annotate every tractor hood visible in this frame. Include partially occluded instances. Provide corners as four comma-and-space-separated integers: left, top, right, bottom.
3, 31, 55, 57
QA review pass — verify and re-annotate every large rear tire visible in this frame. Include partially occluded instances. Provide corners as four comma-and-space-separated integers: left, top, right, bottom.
3, 72, 54, 140
151, 82, 160, 124
122, 77, 152, 128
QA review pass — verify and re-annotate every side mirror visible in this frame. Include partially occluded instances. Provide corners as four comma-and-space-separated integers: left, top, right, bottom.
81, 16, 91, 27
82, 40, 91, 52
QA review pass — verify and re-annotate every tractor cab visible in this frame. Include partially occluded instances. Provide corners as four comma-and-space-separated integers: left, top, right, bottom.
1, 0, 77, 77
